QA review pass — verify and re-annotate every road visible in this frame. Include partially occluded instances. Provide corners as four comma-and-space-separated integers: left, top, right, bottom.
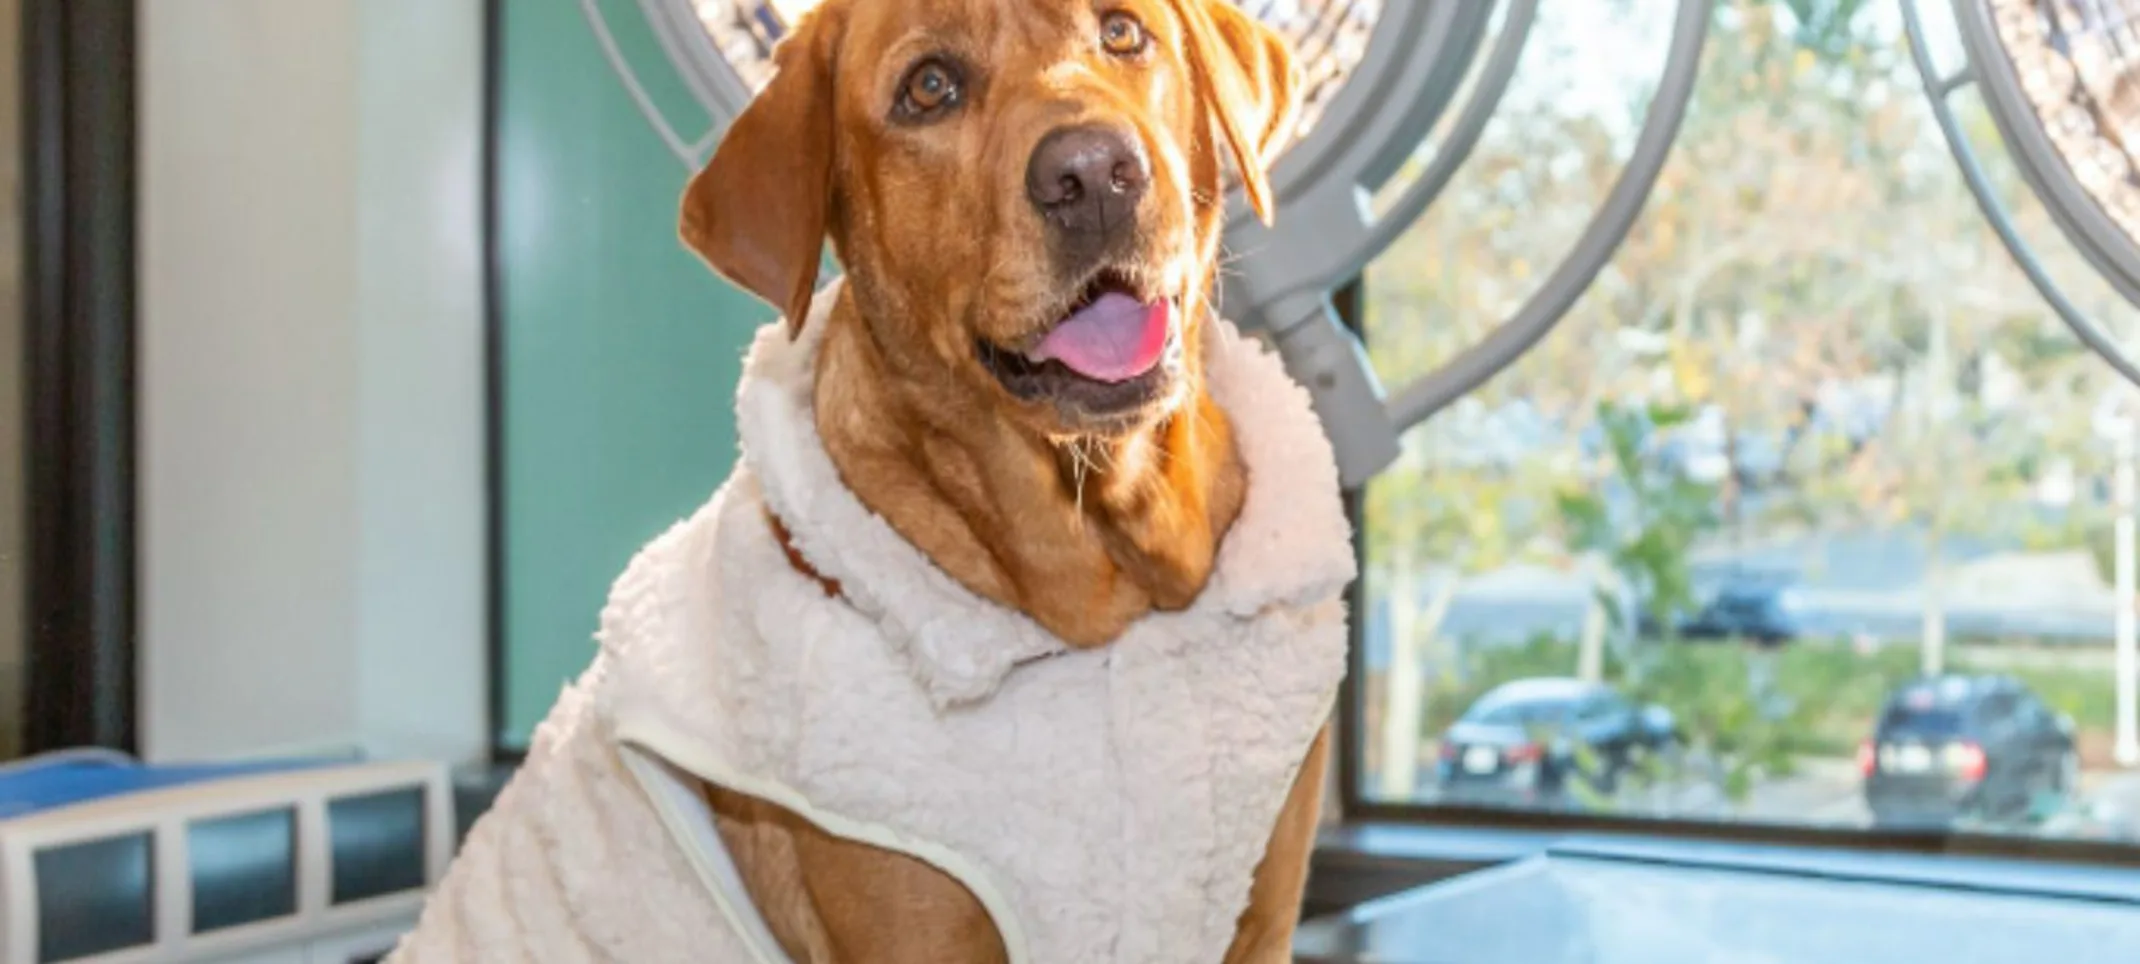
1359, 527, 2129, 671
1738, 758, 1873, 826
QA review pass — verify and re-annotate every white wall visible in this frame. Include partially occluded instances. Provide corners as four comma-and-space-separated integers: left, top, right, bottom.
138, 0, 487, 766
351, 0, 489, 764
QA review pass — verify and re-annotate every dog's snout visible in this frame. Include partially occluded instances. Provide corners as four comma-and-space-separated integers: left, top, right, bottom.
1026, 124, 1150, 236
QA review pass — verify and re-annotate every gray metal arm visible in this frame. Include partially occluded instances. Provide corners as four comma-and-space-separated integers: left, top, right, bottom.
1239, 0, 1710, 489
1246, 0, 1537, 488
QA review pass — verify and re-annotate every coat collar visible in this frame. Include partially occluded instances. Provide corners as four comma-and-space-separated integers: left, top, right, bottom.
734, 278, 1355, 708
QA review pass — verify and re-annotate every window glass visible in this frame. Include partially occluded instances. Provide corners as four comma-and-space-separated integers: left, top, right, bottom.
328, 787, 428, 904
1361, 0, 2140, 846
1880, 703, 1967, 738
188, 806, 298, 934
34, 833, 155, 962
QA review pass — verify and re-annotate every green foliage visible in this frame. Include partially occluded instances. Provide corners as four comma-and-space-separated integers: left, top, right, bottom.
1417, 634, 1584, 737
1554, 400, 1722, 639
1777, 0, 1876, 62
1365, 465, 1528, 574
1624, 644, 1813, 800
1772, 640, 2114, 755
1421, 634, 1817, 804
2077, 521, 2121, 588
1997, 660, 2117, 735
1770, 641, 1922, 755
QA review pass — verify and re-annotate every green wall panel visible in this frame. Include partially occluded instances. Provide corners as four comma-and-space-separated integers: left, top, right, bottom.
497, 0, 765, 747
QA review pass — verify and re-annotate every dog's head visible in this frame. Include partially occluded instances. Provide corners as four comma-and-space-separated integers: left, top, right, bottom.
681, 0, 1296, 438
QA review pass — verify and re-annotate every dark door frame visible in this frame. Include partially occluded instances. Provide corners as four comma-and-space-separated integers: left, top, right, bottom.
19, 0, 138, 754
481, 0, 511, 763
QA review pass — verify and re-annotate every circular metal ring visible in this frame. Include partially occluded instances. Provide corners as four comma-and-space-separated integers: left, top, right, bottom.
1952, 0, 2140, 309
1383, 0, 1712, 429
1904, 0, 2140, 389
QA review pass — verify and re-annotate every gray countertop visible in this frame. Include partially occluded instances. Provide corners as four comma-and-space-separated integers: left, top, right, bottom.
1296, 833, 2140, 963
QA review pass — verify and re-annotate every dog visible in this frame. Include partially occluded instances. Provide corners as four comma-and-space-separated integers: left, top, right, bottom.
389, 1, 1353, 961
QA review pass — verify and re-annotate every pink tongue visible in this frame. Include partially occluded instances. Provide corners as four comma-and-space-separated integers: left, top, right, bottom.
1026, 293, 1171, 383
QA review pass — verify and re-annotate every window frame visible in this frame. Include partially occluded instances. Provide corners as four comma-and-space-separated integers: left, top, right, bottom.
1331, 274, 2140, 874
18, 0, 140, 757
458, 3, 2140, 878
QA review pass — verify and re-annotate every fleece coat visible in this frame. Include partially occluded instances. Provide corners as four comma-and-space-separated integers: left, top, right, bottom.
387, 279, 1356, 964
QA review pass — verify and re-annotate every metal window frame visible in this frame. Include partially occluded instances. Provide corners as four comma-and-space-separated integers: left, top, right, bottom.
1335, 1, 2140, 872
1227, 0, 1711, 488
488, 0, 2140, 874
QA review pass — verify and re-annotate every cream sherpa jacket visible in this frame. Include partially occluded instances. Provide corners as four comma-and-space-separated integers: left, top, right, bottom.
388, 280, 1354, 964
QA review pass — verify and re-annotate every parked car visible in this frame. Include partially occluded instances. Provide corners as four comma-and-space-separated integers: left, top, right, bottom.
1679, 577, 1802, 645
1436, 677, 1679, 808
1632, 572, 1803, 645
1860, 674, 2078, 829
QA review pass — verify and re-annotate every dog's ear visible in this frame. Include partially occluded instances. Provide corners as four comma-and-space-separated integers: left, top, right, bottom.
1174, 0, 1299, 225
679, 9, 841, 335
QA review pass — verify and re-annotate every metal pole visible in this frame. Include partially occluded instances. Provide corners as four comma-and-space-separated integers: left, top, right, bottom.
2116, 420, 2138, 766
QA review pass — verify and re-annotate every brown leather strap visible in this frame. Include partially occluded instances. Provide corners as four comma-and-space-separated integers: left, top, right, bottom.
766, 509, 842, 598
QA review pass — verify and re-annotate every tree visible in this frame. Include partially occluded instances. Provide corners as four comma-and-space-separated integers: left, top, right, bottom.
1360, 450, 1532, 798
1360, 210, 1566, 795
1553, 401, 1722, 667
1806, 313, 2083, 673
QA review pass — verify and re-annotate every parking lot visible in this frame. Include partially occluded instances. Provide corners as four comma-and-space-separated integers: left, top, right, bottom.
1743, 757, 2140, 840
1412, 749, 2140, 842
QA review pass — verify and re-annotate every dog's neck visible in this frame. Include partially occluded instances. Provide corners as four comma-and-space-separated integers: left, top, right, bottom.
811, 294, 1246, 648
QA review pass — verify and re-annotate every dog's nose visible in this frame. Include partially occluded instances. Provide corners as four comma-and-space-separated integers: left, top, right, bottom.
1026, 124, 1150, 236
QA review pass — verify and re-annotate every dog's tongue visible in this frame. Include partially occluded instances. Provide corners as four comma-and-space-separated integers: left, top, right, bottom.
1026, 292, 1171, 383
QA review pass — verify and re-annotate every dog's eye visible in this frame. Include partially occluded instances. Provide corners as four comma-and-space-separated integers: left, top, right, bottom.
1099, 11, 1149, 57
896, 59, 962, 120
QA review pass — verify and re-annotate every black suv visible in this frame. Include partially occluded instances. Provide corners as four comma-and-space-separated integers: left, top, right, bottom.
1861, 674, 2078, 829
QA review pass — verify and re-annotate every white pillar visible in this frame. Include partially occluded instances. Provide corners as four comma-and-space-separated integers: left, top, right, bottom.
1921, 554, 1947, 679
1577, 593, 1608, 683
1377, 573, 1426, 799
2116, 421, 2138, 767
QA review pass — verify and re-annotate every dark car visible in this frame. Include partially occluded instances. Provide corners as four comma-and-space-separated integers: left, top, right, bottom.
1679, 578, 1802, 645
1436, 678, 1678, 807
1861, 674, 2078, 829
1633, 573, 1804, 646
